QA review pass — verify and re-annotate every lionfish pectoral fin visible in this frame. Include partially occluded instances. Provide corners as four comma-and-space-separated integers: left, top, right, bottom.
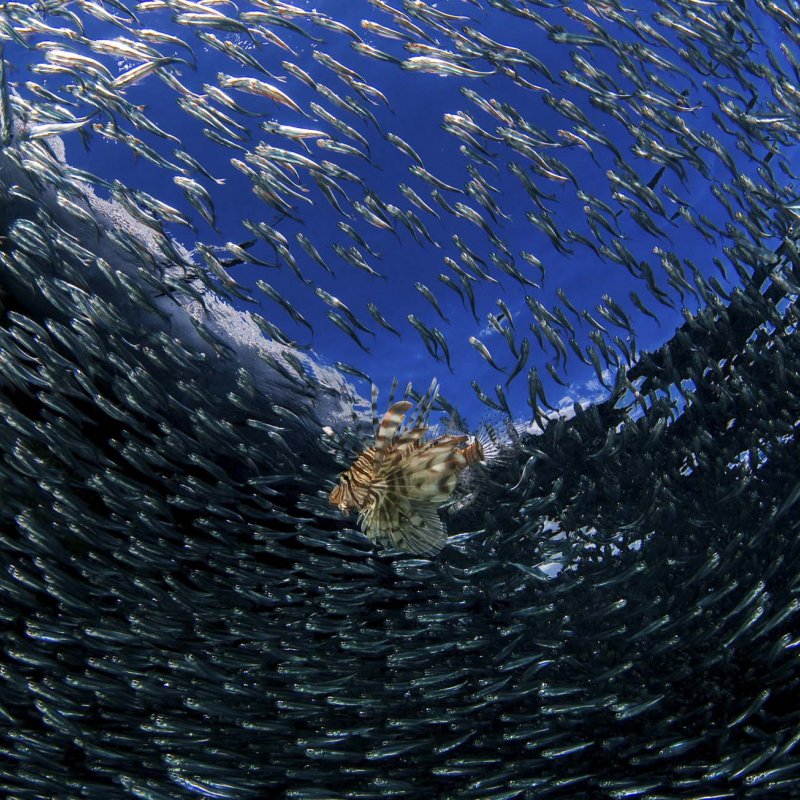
391, 503, 447, 555
358, 495, 447, 555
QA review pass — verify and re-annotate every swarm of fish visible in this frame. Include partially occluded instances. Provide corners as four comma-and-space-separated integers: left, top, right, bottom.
2, 0, 800, 798
0, 0, 795, 413
329, 381, 500, 554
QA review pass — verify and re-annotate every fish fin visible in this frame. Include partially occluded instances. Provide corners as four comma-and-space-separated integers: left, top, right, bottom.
473, 426, 502, 463
392, 503, 447, 555
408, 378, 439, 431
386, 376, 399, 409
471, 420, 522, 467
360, 498, 446, 555
391, 427, 429, 453
371, 383, 380, 437
373, 400, 413, 466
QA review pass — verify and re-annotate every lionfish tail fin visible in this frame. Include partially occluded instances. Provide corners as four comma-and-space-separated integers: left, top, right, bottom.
464, 419, 524, 467
461, 424, 501, 465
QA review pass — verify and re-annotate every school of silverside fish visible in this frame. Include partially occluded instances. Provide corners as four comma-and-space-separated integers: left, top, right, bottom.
2, 0, 800, 797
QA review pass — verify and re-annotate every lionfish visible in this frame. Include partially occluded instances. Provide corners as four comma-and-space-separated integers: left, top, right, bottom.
329, 384, 497, 555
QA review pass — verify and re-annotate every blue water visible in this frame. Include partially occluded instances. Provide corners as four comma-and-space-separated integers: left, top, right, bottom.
5, 5, 800, 797
20, 0, 791, 426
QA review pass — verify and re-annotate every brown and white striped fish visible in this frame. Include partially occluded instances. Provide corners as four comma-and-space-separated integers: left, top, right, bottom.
329, 398, 496, 554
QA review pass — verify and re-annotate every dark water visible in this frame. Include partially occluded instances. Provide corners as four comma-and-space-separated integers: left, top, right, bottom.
1, 1, 800, 797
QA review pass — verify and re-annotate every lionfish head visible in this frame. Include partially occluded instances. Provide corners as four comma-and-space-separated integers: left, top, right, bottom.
329, 448, 376, 514
329, 479, 352, 513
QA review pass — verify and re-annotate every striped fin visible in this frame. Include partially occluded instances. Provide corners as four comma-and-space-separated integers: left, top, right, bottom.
373, 400, 413, 467
370, 383, 380, 437
391, 427, 429, 454
359, 498, 447, 555
409, 378, 439, 431
391, 503, 447, 554
467, 426, 501, 464
461, 439, 484, 467
386, 376, 399, 410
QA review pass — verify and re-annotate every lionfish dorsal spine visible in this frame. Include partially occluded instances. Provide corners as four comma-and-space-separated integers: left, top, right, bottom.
373, 400, 413, 468
409, 377, 439, 430
370, 383, 380, 437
